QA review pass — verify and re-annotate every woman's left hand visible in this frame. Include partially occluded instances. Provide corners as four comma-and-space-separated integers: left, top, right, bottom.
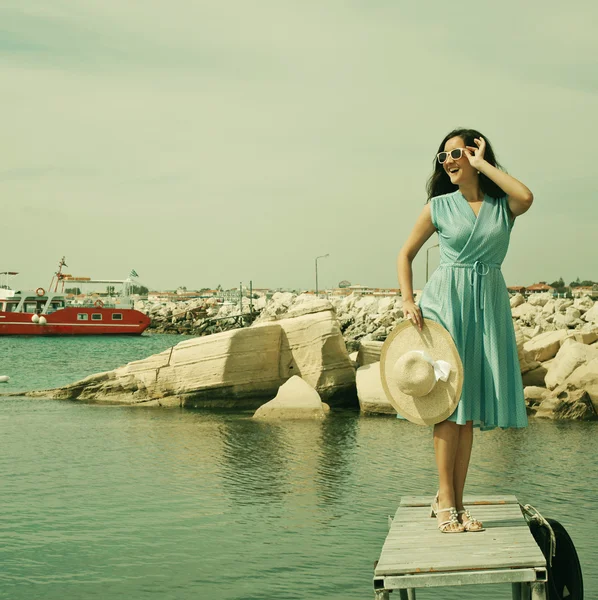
465, 137, 487, 170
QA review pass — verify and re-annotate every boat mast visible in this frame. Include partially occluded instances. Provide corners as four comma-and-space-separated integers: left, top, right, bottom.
50, 256, 68, 293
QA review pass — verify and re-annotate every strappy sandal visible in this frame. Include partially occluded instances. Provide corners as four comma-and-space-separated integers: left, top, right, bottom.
458, 508, 485, 532
430, 492, 464, 533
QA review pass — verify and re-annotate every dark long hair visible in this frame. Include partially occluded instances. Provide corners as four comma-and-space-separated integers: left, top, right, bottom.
425, 128, 506, 202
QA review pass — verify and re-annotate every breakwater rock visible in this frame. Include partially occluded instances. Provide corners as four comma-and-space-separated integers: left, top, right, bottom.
138, 297, 267, 335
25, 305, 356, 409
17, 290, 598, 421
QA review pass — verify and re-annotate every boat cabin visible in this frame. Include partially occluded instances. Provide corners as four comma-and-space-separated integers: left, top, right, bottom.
0, 290, 67, 315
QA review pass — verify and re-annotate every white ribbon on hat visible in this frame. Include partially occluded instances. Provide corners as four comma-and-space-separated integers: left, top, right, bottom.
412, 350, 451, 382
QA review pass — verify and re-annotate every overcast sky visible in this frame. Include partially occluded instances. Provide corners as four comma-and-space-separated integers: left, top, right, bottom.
2, 1, 596, 293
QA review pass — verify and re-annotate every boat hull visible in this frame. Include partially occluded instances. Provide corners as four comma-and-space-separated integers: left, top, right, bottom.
0, 307, 151, 336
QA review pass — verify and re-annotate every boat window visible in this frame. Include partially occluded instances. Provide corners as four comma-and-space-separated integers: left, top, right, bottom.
92, 314, 102, 321
24, 302, 37, 314
5, 303, 19, 312
112, 313, 123, 320
77, 313, 89, 321
48, 302, 63, 314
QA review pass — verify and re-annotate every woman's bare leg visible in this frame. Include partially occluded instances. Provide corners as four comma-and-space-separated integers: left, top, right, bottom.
433, 420, 463, 531
453, 420, 482, 529
453, 420, 474, 510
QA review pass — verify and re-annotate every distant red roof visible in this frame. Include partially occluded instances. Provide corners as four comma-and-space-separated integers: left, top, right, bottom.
526, 284, 554, 291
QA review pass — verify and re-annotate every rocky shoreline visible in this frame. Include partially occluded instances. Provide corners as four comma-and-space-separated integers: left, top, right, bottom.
11, 291, 598, 422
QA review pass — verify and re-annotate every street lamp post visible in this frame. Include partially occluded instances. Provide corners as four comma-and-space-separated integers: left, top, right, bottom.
426, 244, 439, 283
315, 254, 329, 297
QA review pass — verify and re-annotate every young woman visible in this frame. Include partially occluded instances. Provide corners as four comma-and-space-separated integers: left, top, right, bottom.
397, 128, 533, 532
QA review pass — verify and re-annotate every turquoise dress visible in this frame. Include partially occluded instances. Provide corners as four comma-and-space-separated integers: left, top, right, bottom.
413, 190, 528, 431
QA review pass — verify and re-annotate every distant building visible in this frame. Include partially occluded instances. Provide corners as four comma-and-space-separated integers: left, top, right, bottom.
526, 283, 554, 294
571, 285, 596, 298
325, 285, 401, 298
148, 291, 202, 303
221, 288, 241, 303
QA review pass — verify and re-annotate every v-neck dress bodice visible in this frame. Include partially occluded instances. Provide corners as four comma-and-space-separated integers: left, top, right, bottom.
415, 190, 527, 431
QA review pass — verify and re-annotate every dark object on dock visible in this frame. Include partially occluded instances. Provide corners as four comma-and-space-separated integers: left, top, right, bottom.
373, 495, 549, 599
523, 505, 583, 600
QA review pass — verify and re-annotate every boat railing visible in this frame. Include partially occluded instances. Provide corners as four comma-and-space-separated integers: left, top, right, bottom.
69, 300, 133, 309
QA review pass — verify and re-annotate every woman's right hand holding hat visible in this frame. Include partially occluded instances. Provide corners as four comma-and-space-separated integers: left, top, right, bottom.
402, 299, 423, 331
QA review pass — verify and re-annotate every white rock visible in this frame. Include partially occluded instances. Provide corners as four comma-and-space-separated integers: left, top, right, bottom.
540, 300, 556, 315
553, 312, 582, 329
357, 341, 384, 367
264, 310, 355, 399
523, 330, 569, 362
573, 296, 595, 312
563, 326, 598, 346
285, 298, 333, 319
510, 293, 525, 308
511, 303, 538, 320
356, 362, 396, 414
528, 292, 552, 307
554, 298, 574, 311
252, 376, 330, 419
566, 357, 598, 412
583, 303, 598, 324
514, 320, 539, 374
524, 385, 548, 399
545, 339, 598, 390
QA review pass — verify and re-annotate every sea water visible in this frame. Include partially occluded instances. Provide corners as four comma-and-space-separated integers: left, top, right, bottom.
1, 335, 596, 599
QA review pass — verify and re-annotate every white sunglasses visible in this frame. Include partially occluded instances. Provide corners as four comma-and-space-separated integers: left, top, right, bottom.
437, 148, 466, 164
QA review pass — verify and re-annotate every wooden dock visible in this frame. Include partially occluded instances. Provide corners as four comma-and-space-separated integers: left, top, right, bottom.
373, 495, 547, 599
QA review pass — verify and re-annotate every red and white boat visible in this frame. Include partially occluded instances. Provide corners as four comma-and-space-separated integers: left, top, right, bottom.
0, 259, 150, 336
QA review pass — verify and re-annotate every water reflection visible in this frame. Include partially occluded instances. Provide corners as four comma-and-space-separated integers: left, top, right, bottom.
314, 413, 358, 506
219, 412, 360, 514
219, 416, 293, 506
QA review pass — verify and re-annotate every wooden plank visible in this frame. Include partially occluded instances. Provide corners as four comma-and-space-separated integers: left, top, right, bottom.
384, 528, 529, 541
383, 525, 537, 540
386, 517, 529, 531
376, 553, 546, 574
377, 567, 541, 589
392, 504, 524, 517
400, 495, 519, 507
377, 546, 546, 563
377, 541, 544, 560
384, 528, 536, 543
375, 554, 546, 576
380, 540, 543, 553
375, 558, 546, 573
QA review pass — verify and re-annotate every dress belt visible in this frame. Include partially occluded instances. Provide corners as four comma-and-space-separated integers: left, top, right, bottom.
438, 260, 501, 322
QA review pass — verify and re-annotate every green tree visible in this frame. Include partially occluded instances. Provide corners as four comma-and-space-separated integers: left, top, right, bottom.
130, 285, 149, 295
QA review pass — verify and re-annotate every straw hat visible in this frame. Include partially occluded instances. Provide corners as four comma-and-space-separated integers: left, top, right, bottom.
380, 318, 463, 425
